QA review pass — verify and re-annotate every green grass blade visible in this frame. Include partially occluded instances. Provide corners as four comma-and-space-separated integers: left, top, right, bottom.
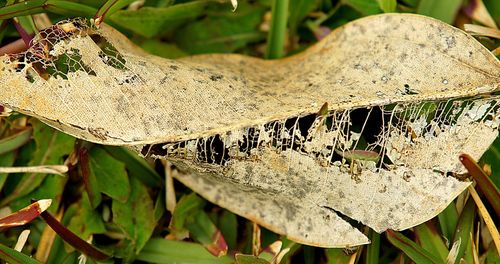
377, 0, 397, 12
265, 0, 289, 59
450, 198, 476, 264
0, 242, 41, 264
417, 0, 463, 24
437, 202, 458, 245
187, 210, 228, 257
414, 222, 448, 262
0, 127, 32, 155
366, 229, 380, 264
386, 230, 440, 264
0, 0, 96, 20
137, 238, 233, 264
0, 0, 46, 19
94, 0, 137, 23
325, 248, 351, 263
44, 0, 97, 17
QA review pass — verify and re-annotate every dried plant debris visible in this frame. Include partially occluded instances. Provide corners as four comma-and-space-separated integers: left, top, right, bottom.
0, 14, 499, 247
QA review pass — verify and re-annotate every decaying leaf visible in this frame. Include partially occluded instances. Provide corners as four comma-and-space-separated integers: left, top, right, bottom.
0, 14, 498, 247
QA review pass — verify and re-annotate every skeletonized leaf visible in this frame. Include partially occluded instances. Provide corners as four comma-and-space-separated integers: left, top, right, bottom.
0, 14, 498, 247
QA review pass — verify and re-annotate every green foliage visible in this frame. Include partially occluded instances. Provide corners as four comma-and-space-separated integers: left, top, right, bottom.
109, 1, 211, 38
112, 177, 155, 260
174, 3, 266, 54
0, 242, 41, 264
417, 0, 464, 24
137, 238, 233, 264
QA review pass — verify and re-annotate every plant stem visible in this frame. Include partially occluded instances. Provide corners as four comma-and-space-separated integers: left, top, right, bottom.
265, 0, 289, 59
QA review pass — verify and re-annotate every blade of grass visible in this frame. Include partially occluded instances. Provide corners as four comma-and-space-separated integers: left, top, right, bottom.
94, 0, 137, 25
170, 193, 205, 239
326, 248, 351, 263
467, 186, 500, 254
235, 254, 270, 264
186, 210, 228, 257
39, 209, 111, 261
0, 126, 31, 155
451, 197, 476, 264
0, 0, 96, 20
137, 238, 233, 264
386, 230, 440, 264
265, 0, 289, 59
365, 229, 380, 264
377, 0, 397, 12
438, 202, 459, 244
459, 153, 500, 218
0, 242, 41, 264
417, 0, 462, 24
414, 222, 448, 261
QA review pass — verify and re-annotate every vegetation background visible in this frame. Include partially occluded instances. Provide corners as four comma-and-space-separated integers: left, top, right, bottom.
0, 0, 498, 263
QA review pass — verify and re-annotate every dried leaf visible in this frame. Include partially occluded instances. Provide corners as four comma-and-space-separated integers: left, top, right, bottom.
0, 165, 68, 175
0, 14, 498, 247
0, 199, 51, 231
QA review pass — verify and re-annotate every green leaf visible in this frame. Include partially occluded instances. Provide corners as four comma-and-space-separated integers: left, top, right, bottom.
0, 0, 96, 19
0, 242, 41, 264
386, 230, 440, 264
153, 189, 166, 222
175, 4, 266, 54
235, 254, 270, 264
366, 229, 380, 264
218, 210, 237, 250
484, 0, 500, 24
400, 0, 419, 8
0, 127, 32, 155
186, 210, 228, 257
417, 0, 463, 24
414, 222, 448, 262
377, 0, 396, 12
137, 238, 233, 264
108, 1, 210, 38
451, 198, 476, 264
112, 176, 155, 260
326, 248, 351, 263
95, 0, 138, 21
0, 151, 15, 191
10, 172, 67, 214
89, 147, 130, 203
137, 40, 188, 59
1, 119, 75, 206
342, 0, 382, 15
437, 202, 459, 246
102, 145, 162, 187
170, 193, 206, 237
67, 193, 106, 246
288, 0, 321, 33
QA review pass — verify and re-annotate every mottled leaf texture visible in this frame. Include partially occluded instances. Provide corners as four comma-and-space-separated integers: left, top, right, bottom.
0, 14, 498, 247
